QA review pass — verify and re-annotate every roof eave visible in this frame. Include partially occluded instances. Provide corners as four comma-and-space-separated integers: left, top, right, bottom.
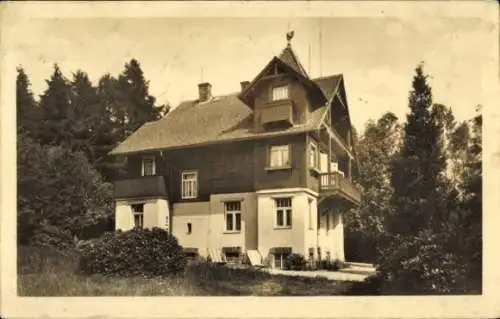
108, 128, 317, 157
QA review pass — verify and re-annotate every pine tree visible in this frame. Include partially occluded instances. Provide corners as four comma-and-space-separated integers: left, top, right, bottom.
389, 63, 447, 235
96, 73, 125, 180
68, 70, 102, 158
16, 67, 40, 138
39, 64, 73, 147
117, 59, 164, 138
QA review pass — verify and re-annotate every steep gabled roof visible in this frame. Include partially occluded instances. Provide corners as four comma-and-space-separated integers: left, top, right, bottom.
314, 74, 343, 103
278, 44, 309, 78
109, 75, 343, 156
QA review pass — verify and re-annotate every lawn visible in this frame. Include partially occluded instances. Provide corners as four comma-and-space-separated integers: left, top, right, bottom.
17, 246, 369, 296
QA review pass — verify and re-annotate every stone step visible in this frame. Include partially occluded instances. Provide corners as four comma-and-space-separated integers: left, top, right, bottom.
344, 261, 376, 269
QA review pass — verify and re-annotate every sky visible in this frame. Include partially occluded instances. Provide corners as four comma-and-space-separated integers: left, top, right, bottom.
4, 5, 498, 132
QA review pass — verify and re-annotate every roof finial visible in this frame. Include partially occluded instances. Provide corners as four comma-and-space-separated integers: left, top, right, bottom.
286, 30, 295, 47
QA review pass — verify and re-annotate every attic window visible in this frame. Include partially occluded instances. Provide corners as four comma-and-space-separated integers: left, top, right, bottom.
141, 156, 156, 176
272, 85, 288, 101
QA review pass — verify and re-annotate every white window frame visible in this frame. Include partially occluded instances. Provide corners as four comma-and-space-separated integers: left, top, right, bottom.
272, 85, 289, 101
131, 203, 144, 229
309, 141, 319, 170
275, 197, 292, 228
224, 201, 242, 232
141, 155, 156, 176
181, 171, 198, 199
269, 145, 291, 169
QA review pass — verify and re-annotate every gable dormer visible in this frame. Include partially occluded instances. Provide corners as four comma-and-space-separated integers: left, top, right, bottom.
238, 37, 327, 132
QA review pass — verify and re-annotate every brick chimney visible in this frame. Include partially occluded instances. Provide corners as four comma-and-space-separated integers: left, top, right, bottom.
198, 82, 212, 102
240, 81, 250, 92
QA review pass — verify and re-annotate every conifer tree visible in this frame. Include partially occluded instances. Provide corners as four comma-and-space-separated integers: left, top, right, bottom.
39, 64, 73, 147
389, 63, 447, 235
117, 59, 164, 137
68, 70, 102, 158
16, 67, 40, 138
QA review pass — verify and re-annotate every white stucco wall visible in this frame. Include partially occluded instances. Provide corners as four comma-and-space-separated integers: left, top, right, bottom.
115, 198, 170, 231
317, 208, 345, 262
171, 192, 258, 258
304, 195, 319, 261
257, 189, 317, 262
115, 200, 134, 231
171, 201, 211, 256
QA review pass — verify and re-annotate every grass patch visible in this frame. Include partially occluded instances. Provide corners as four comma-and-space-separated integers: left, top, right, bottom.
18, 246, 358, 296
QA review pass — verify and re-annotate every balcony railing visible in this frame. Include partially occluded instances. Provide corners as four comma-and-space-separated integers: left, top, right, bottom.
114, 175, 168, 199
319, 171, 362, 204
261, 99, 293, 126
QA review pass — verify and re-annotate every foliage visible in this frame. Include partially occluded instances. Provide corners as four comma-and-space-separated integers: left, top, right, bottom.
78, 228, 187, 277
17, 132, 114, 247
389, 63, 448, 235
16, 67, 40, 138
316, 259, 344, 271
284, 253, 307, 270
344, 112, 401, 262
377, 230, 471, 294
376, 63, 482, 294
115, 59, 166, 140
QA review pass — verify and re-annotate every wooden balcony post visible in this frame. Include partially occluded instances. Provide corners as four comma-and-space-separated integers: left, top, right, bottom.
328, 134, 332, 174
347, 130, 352, 181
347, 158, 352, 182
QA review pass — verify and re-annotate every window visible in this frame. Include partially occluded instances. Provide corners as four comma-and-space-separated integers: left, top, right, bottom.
181, 171, 198, 199
225, 201, 242, 232
187, 223, 192, 234
275, 197, 292, 228
269, 145, 290, 168
141, 156, 156, 176
131, 204, 144, 228
309, 141, 319, 170
272, 85, 288, 101
274, 253, 290, 269
308, 199, 314, 230
142, 156, 156, 176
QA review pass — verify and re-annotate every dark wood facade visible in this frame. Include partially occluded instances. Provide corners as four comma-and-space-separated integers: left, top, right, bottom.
114, 55, 361, 206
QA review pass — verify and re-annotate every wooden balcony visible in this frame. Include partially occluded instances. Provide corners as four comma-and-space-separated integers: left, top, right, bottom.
114, 175, 168, 200
319, 171, 361, 206
261, 99, 293, 126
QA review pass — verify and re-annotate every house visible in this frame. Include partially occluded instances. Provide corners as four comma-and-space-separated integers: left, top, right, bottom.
109, 35, 361, 268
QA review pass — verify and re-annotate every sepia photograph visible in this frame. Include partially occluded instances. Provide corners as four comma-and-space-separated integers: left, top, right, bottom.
1, 1, 499, 318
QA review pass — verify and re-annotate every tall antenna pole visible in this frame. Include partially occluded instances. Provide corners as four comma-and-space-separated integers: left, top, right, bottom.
308, 44, 312, 76
319, 19, 323, 77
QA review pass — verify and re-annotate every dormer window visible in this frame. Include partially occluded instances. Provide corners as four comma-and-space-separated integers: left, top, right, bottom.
141, 155, 156, 176
272, 85, 289, 101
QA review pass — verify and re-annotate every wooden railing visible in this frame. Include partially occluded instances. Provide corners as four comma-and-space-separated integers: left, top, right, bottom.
261, 100, 293, 125
319, 171, 361, 204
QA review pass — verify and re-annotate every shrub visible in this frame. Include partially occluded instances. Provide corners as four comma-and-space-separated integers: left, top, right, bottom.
78, 227, 186, 277
284, 253, 307, 271
317, 259, 344, 271
17, 134, 114, 247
